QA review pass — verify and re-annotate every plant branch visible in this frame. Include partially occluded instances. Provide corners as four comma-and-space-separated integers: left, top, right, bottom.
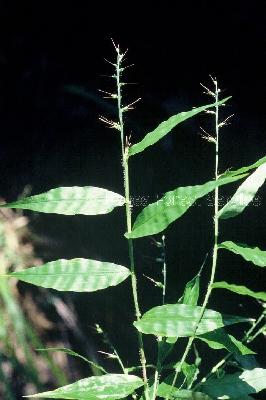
114, 44, 149, 396
167, 79, 221, 398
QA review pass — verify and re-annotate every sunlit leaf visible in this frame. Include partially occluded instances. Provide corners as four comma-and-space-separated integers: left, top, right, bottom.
201, 368, 266, 398
126, 174, 247, 239
9, 259, 131, 292
220, 155, 266, 178
25, 373, 143, 399
218, 162, 266, 219
218, 241, 266, 267
134, 304, 250, 337
36, 347, 107, 373
197, 329, 255, 355
212, 281, 266, 301
1, 186, 125, 215
128, 97, 230, 157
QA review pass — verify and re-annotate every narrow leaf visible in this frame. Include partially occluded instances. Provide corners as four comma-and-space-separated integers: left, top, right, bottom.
220, 155, 266, 178
128, 97, 230, 157
134, 304, 250, 337
212, 281, 266, 301
9, 259, 131, 292
126, 174, 247, 239
166, 271, 201, 344
25, 373, 143, 399
201, 368, 266, 398
218, 241, 266, 267
197, 329, 255, 355
218, 162, 266, 219
36, 347, 107, 373
1, 186, 125, 215
178, 273, 200, 306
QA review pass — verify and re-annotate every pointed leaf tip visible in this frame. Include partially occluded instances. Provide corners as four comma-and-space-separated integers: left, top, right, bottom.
218, 241, 266, 267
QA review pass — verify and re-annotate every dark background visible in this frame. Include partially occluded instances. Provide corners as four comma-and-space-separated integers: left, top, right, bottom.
0, 0, 265, 395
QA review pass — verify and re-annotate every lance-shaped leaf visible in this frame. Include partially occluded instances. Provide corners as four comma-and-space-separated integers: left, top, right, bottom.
196, 329, 255, 355
178, 273, 200, 306
126, 174, 247, 239
9, 259, 131, 292
133, 304, 250, 337
212, 281, 266, 301
218, 241, 266, 267
218, 162, 266, 219
201, 368, 266, 399
25, 373, 143, 399
1, 186, 125, 215
128, 97, 230, 157
220, 155, 266, 178
166, 271, 201, 344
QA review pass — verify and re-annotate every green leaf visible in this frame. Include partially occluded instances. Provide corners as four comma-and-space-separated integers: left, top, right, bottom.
166, 271, 201, 344
218, 162, 266, 219
220, 155, 266, 178
196, 329, 255, 355
128, 97, 230, 157
126, 174, 247, 239
36, 347, 107, 374
133, 304, 250, 337
25, 373, 143, 399
156, 384, 212, 399
9, 258, 131, 292
201, 368, 266, 398
178, 273, 200, 306
212, 281, 266, 301
218, 241, 266, 267
1, 186, 125, 215
180, 362, 199, 389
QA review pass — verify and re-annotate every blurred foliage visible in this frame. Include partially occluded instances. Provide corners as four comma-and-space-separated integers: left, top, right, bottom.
0, 201, 69, 398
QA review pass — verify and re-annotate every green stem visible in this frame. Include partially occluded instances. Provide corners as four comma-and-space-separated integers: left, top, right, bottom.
115, 45, 148, 396
162, 235, 166, 305
167, 81, 221, 398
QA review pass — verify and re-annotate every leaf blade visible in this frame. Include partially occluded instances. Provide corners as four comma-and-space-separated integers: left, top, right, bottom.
197, 329, 255, 355
25, 373, 143, 399
218, 241, 266, 267
212, 281, 266, 301
127, 174, 247, 239
1, 186, 125, 215
201, 368, 266, 398
220, 155, 266, 178
128, 97, 231, 157
134, 304, 250, 337
9, 259, 131, 292
218, 162, 266, 219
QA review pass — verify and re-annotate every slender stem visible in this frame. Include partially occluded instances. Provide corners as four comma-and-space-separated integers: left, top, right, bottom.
167, 81, 221, 398
162, 235, 166, 305
114, 46, 149, 396
152, 235, 167, 400
244, 311, 265, 342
